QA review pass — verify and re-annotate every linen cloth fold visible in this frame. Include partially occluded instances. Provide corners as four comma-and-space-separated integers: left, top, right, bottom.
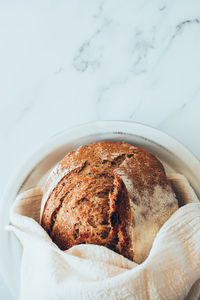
8, 173, 200, 300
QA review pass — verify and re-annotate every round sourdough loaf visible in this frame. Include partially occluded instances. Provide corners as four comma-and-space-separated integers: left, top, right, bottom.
41, 141, 178, 263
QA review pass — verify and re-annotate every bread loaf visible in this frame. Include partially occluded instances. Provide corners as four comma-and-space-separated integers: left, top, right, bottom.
41, 141, 178, 263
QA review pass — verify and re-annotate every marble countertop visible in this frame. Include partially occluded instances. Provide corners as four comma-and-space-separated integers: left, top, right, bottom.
0, 0, 200, 299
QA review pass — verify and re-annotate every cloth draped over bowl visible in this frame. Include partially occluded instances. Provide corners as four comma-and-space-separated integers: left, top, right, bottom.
8, 173, 200, 300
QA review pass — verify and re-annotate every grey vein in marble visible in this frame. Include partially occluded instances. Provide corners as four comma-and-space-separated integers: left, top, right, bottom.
73, 29, 102, 72
174, 18, 200, 38
158, 88, 200, 129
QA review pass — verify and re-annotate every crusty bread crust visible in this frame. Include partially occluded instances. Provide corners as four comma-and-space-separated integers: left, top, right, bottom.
41, 141, 178, 263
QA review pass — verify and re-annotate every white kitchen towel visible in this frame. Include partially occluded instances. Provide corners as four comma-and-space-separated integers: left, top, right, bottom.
8, 174, 200, 300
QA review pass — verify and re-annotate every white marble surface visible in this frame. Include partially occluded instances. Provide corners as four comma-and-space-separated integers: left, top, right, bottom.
0, 0, 200, 298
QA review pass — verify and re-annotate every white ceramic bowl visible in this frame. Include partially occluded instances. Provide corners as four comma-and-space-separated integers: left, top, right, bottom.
1, 121, 200, 299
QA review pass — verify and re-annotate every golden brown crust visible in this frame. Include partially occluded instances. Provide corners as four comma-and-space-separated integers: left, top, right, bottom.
41, 141, 178, 262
